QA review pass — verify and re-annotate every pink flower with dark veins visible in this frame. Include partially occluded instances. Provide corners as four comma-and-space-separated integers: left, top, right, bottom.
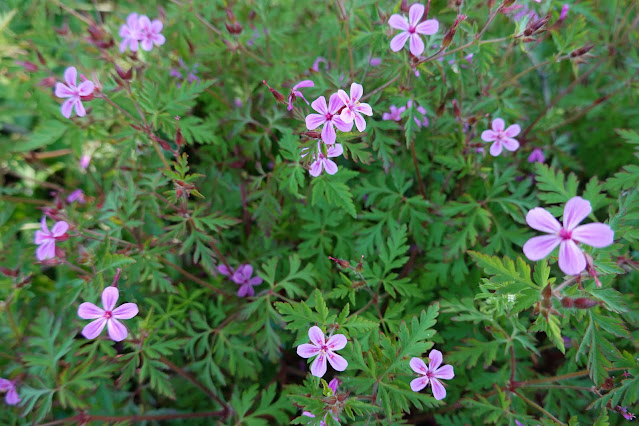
78, 286, 139, 341
481, 118, 521, 156
337, 83, 373, 132
119, 13, 142, 52
305, 94, 353, 144
297, 326, 348, 377
54, 67, 95, 118
34, 217, 69, 261
410, 349, 454, 400
231, 264, 263, 297
138, 15, 165, 51
523, 197, 614, 275
288, 80, 315, 111
0, 378, 20, 405
388, 3, 439, 56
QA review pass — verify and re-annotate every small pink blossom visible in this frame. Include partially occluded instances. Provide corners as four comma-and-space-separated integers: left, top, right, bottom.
305, 94, 353, 144
388, 3, 439, 56
80, 155, 91, 170
328, 378, 340, 394
78, 286, 139, 342
618, 406, 636, 420
481, 118, 521, 156
337, 83, 373, 131
382, 105, 406, 121
67, 189, 86, 204
523, 197, 615, 276
34, 217, 69, 261
559, 4, 569, 21
230, 264, 263, 297
409, 103, 429, 129
311, 56, 329, 72
297, 326, 348, 377
119, 13, 142, 53
528, 148, 545, 163
288, 80, 315, 111
138, 15, 166, 51
54, 67, 94, 118
303, 142, 344, 177
369, 57, 382, 66
410, 349, 454, 400
0, 378, 20, 405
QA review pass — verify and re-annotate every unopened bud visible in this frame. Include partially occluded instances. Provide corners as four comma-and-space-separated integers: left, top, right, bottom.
329, 256, 350, 269
115, 64, 133, 80
0, 267, 18, 277
560, 297, 574, 308
40, 76, 56, 88
175, 126, 185, 148
355, 255, 364, 273
301, 131, 321, 139
262, 80, 286, 104
225, 22, 243, 35
452, 99, 462, 121
111, 268, 122, 287
55, 22, 70, 36
524, 14, 550, 36
442, 15, 466, 48
570, 44, 594, 58
542, 284, 552, 299
573, 298, 600, 309
15, 60, 38, 72
400, 0, 410, 13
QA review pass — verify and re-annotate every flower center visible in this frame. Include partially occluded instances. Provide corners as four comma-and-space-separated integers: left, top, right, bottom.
319, 344, 329, 354
325, 113, 333, 121
104, 311, 112, 319
408, 26, 416, 34
559, 228, 572, 240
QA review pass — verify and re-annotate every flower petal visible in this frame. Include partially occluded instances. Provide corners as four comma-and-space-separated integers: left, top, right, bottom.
217, 265, 233, 276
306, 113, 326, 130
0, 379, 12, 391
107, 318, 128, 342
415, 19, 439, 35
294, 79, 315, 90
102, 286, 119, 311
411, 377, 429, 392
340, 108, 355, 124
489, 141, 503, 156
309, 160, 323, 177
526, 207, 562, 233
333, 117, 353, 133
36, 239, 55, 260
5, 387, 20, 405
74, 99, 86, 117
327, 143, 344, 157
34, 230, 48, 244
356, 103, 373, 116
434, 364, 455, 380
82, 317, 107, 339
390, 32, 410, 52
311, 96, 328, 114
112, 303, 139, 319
55, 83, 75, 98
388, 14, 409, 31
563, 197, 592, 231
408, 3, 425, 26
141, 39, 153, 51
51, 221, 69, 236
78, 302, 105, 319
481, 130, 497, 142
61, 98, 75, 119
504, 124, 521, 137
237, 284, 253, 297
428, 349, 443, 370
64, 66, 77, 87
350, 83, 363, 101
151, 19, 163, 33
297, 343, 320, 358
308, 326, 325, 346
492, 118, 505, 132
310, 353, 327, 377
410, 357, 428, 374
430, 378, 447, 400
321, 122, 336, 145
523, 235, 561, 261
40, 216, 49, 233
152, 34, 166, 46
409, 33, 425, 56
571, 223, 614, 248
502, 137, 520, 151
336, 89, 350, 107
558, 240, 586, 275
323, 159, 338, 175
354, 113, 367, 132
138, 15, 151, 29
249, 276, 263, 285
327, 351, 348, 371
78, 81, 95, 96
328, 93, 343, 114
326, 334, 347, 351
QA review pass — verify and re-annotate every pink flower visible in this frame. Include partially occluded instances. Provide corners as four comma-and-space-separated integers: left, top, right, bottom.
67, 189, 86, 204
481, 118, 521, 156
388, 3, 439, 56
337, 83, 373, 132
312, 56, 329, 72
369, 57, 382, 66
0, 378, 20, 405
288, 80, 315, 111
231, 264, 263, 297
382, 105, 406, 121
409, 349, 454, 400
409, 103, 429, 129
528, 148, 545, 163
54, 67, 94, 118
328, 378, 340, 394
78, 286, 139, 341
523, 197, 615, 275
618, 406, 636, 421
119, 13, 142, 52
305, 94, 353, 144
559, 4, 569, 21
34, 217, 69, 261
217, 264, 235, 276
80, 155, 91, 170
138, 15, 165, 51
304, 142, 344, 177
297, 326, 348, 377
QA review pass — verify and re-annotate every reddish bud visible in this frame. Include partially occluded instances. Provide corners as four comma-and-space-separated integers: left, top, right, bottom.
501, 0, 516, 8
570, 44, 595, 58
15, 60, 38, 72
115, 64, 133, 80
329, 256, 350, 269
524, 14, 550, 36
262, 80, 286, 104
111, 268, 122, 287
442, 14, 466, 48
0, 267, 18, 277
355, 255, 365, 273
301, 131, 321, 139
452, 99, 462, 121
40, 76, 56, 88
574, 298, 600, 309
560, 297, 574, 308
176, 127, 185, 148
400, 0, 410, 13
542, 284, 552, 299
225, 22, 243, 35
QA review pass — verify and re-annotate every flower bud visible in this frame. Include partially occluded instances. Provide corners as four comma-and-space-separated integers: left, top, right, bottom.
442, 15, 466, 48
329, 256, 350, 269
400, 0, 410, 13
524, 14, 551, 36
570, 44, 594, 58
15, 60, 38, 72
573, 298, 600, 309
355, 255, 364, 273
115, 64, 133, 81
0, 266, 18, 277
262, 80, 286, 104
301, 131, 321, 139
39, 76, 56, 88
452, 99, 462, 121
560, 297, 574, 308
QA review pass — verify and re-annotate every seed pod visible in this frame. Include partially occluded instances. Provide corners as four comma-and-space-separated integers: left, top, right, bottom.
570, 44, 595, 58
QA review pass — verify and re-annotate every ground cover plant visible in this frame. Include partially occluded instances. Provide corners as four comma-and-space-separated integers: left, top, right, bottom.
0, 0, 638, 424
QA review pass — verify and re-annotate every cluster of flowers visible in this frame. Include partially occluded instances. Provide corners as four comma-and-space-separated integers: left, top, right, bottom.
296, 326, 454, 401
119, 13, 165, 53
218, 264, 263, 297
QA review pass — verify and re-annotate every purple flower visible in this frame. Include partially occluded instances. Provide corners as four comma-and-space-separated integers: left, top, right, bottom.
369, 57, 382, 66
217, 264, 235, 276
528, 148, 545, 163
67, 189, 86, 204
337, 83, 373, 131
382, 105, 406, 121
410, 349, 454, 400
311, 56, 329, 72
304, 142, 344, 177
288, 80, 315, 111
54, 67, 94, 118
618, 406, 636, 420
523, 197, 615, 275
0, 378, 20, 405
481, 118, 521, 156
170, 58, 200, 86
78, 286, 139, 341
34, 217, 69, 261
119, 13, 142, 52
230, 264, 263, 297
411, 104, 429, 129
305, 94, 353, 145
80, 155, 91, 170
560, 4, 569, 21
297, 326, 348, 377
388, 3, 439, 56
138, 15, 165, 51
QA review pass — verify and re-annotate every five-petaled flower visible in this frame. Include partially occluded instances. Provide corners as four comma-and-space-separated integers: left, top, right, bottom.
54, 67, 95, 118
382, 105, 406, 122
78, 286, 139, 341
34, 217, 69, 261
0, 378, 20, 406
119, 13, 142, 52
337, 83, 373, 131
481, 118, 521, 156
523, 197, 614, 275
138, 15, 166, 51
67, 189, 86, 204
297, 326, 348, 377
288, 80, 315, 111
527, 148, 545, 163
388, 3, 439, 56
409, 349, 454, 400
303, 142, 344, 177
305, 94, 353, 145
231, 264, 263, 297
